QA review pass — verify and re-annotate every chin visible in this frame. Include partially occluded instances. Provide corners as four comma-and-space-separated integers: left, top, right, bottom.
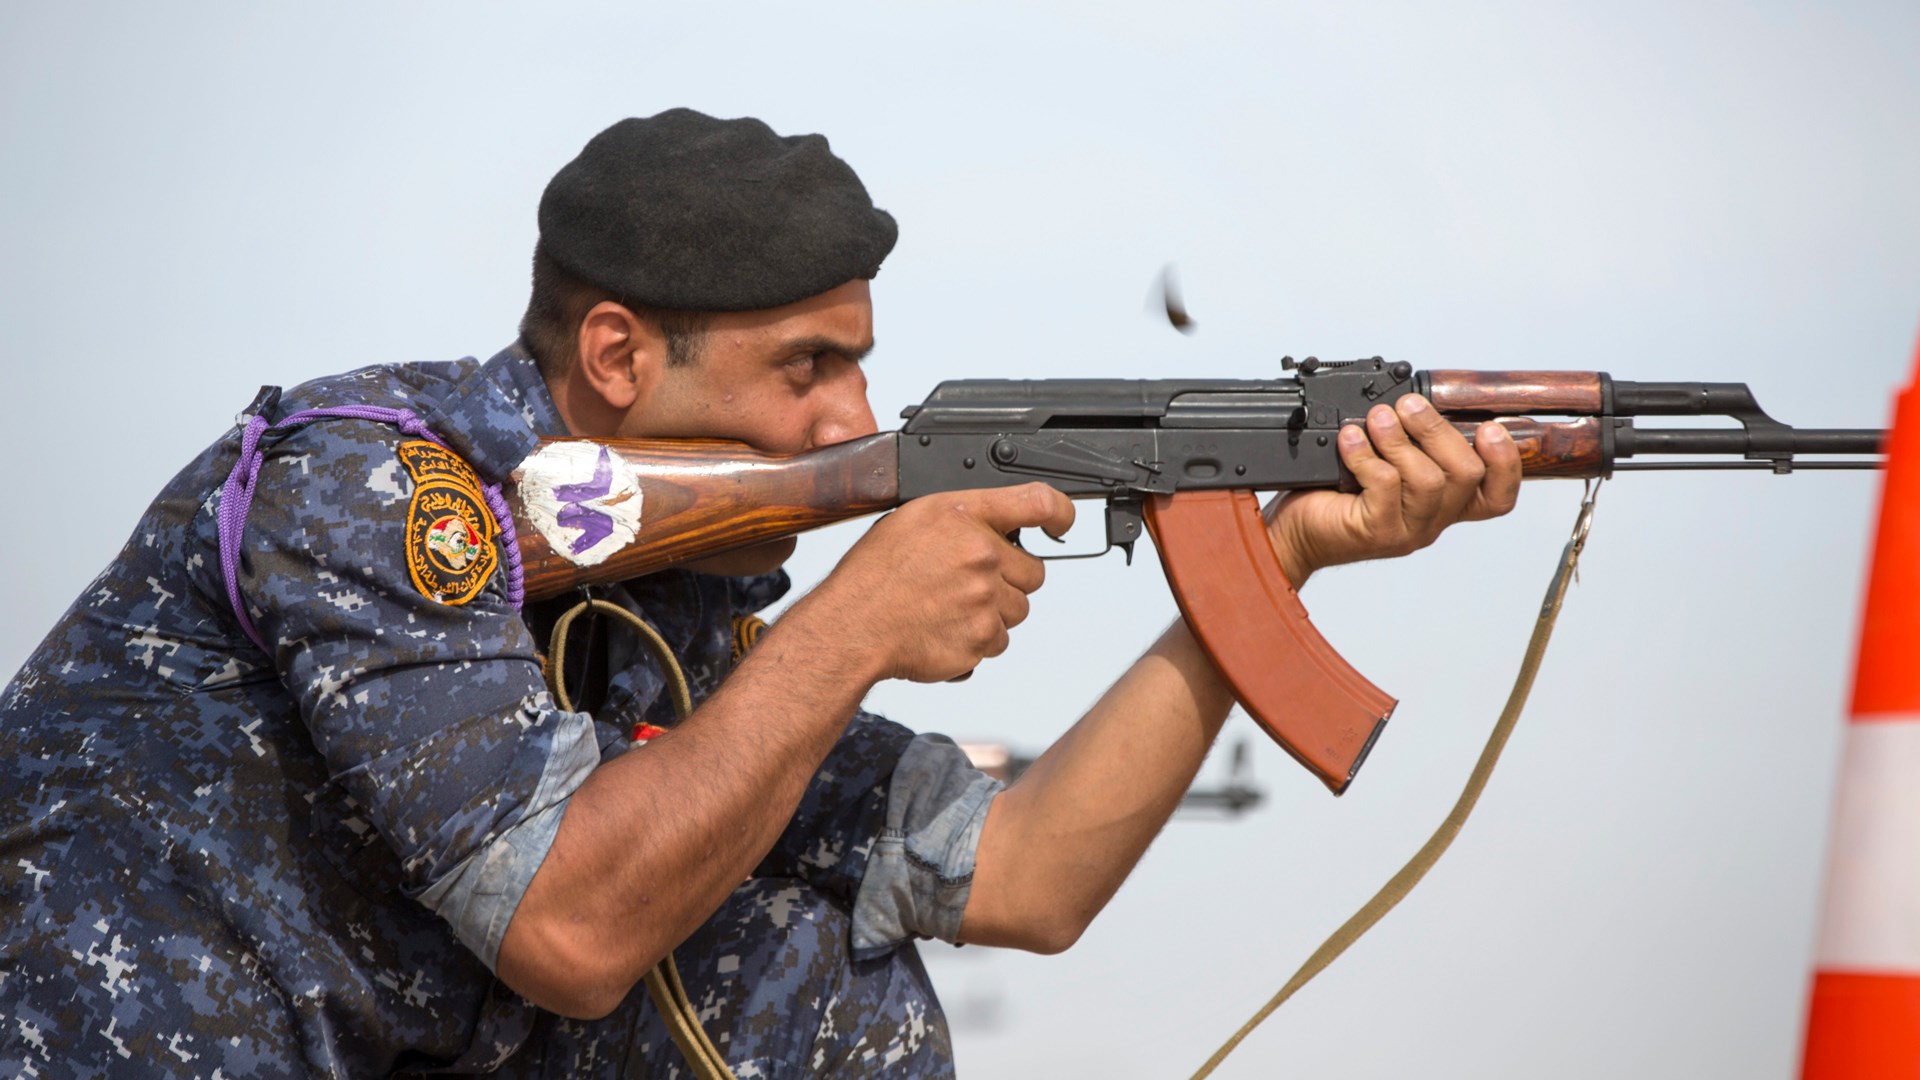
681, 537, 797, 577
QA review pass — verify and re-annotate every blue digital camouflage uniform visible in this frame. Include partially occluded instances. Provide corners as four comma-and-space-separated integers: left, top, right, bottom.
0, 345, 1000, 1078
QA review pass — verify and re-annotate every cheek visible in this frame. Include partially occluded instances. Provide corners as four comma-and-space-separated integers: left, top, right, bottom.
724, 388, 814, 452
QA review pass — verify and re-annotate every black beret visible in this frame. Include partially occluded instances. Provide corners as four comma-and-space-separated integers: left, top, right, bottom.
538, 109, 898, 312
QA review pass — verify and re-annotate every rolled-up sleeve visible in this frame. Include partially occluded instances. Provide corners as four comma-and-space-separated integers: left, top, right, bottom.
238, 419, 590, 970
411, 706, 599, 967
850, 732, 1003, 958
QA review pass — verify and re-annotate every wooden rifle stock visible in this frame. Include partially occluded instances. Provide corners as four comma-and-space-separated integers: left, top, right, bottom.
514, 433, 901, 601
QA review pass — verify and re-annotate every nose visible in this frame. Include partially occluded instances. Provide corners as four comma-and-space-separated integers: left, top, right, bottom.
809, 359, 878, 447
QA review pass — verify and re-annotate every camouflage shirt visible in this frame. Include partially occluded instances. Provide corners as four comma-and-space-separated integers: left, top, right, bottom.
0, 346, 998, 1078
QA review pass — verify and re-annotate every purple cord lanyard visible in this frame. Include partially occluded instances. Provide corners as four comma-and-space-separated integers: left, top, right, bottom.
216, 405, 526, 657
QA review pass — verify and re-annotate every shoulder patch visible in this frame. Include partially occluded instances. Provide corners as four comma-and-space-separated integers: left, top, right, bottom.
398, 440, 498, 605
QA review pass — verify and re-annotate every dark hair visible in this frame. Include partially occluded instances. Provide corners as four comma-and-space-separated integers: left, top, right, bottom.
520, 241, 712, 379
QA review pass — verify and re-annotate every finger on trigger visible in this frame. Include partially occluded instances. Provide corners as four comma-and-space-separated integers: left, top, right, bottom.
975, 482, 1074, 540
1036, 484, 1075, 542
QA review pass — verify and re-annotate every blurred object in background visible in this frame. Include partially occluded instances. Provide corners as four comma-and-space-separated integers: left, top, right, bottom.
959, 738, 1264, 816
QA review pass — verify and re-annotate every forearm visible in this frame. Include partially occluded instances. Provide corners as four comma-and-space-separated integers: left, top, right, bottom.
497, 597, 876, 1017
957, 616, 1239, 952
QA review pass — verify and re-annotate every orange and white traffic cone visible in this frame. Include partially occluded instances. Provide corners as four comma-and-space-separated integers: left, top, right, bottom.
1802, 338, 1920, 1076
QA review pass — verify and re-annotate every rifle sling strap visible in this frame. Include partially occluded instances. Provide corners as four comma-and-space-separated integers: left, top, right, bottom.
547, 598, 738, 1080
1191, 480, 1603, 1078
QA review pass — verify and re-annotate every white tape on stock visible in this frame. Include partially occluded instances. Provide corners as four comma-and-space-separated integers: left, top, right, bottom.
515, 442, 645, 568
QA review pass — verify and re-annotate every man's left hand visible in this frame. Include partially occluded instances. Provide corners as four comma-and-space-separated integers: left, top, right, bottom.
1264, 393, 1522, 584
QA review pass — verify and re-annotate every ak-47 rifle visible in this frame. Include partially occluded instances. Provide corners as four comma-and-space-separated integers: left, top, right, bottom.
507, 358, 1885, 793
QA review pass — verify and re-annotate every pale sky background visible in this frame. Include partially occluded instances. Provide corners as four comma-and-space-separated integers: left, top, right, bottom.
4, 3, 1918, 1077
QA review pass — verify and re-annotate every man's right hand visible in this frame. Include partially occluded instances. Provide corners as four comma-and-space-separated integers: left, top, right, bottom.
796, 482, 1076, 684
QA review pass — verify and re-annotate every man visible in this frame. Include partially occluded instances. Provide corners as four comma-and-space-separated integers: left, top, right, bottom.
0, 110, 1519, 1077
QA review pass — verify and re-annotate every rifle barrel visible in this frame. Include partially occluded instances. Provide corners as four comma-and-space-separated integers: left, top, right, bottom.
1614, 425, 1884, 458
1612, 460, 1884, 471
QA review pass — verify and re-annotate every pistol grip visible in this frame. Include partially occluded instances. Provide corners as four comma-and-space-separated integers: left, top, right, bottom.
1142, 490, 1397, 794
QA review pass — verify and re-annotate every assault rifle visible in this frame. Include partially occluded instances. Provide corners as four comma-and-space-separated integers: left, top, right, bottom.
506, 359, 1884, 794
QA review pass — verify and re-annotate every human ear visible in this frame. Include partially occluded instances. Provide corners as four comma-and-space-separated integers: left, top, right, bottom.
575, 301, 666, 411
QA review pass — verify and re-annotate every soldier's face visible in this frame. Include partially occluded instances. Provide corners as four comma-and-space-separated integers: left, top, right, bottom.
628, 278, 879, 454
626, 278, 880, 573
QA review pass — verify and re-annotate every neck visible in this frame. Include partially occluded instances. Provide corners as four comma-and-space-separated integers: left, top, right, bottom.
545, 366, 619, 439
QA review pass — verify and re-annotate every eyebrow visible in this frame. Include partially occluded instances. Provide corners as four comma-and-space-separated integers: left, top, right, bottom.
772, 334, 875, 363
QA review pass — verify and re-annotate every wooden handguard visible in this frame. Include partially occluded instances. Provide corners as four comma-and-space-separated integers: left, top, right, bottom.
1423, 370, 1605, 414
1143, 489, 1396, 794
1461, 417, 1609, 478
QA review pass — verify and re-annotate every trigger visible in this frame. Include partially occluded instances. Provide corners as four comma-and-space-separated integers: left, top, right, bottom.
1106, 497, 1145, 565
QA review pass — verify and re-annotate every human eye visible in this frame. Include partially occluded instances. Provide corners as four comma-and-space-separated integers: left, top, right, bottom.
783, 351, 821, 382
